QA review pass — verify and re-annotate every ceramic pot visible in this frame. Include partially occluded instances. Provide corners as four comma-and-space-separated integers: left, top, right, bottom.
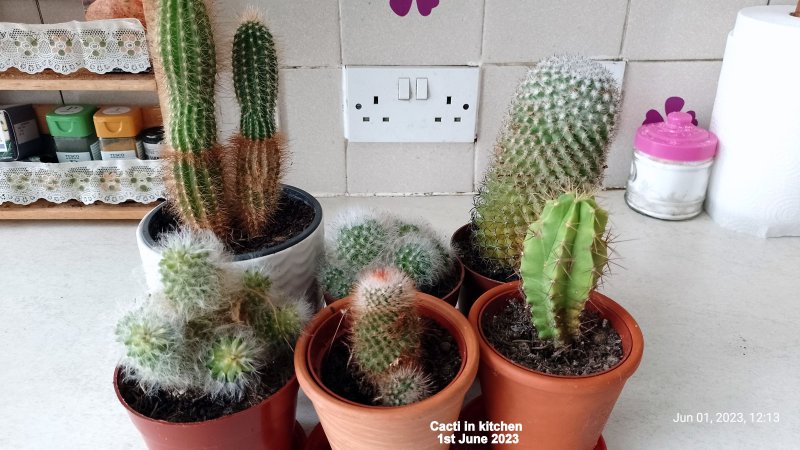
322, 259, 465, 308
114, 369, 301, 450
295, 294, 480, 450
450, 224, 508, 315
137, 185, 324, 304
469, 282, 644, 450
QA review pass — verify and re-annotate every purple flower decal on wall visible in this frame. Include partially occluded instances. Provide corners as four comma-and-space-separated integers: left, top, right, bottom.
643, 96, 699, 126
390, 0, 440, 17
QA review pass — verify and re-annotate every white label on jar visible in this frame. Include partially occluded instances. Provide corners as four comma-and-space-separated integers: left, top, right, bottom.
102, 150, 137, 160
57, 151, 92, 162
143, 141, 164, 160
102, 106, 131, 115
54, 105, 84, 115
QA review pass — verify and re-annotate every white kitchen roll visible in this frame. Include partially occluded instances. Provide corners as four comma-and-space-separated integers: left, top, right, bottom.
706, 5, 800, 237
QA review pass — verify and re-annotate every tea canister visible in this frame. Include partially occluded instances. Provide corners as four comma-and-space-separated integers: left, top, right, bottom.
625, 111, 719, 220
93, 106, 144, 160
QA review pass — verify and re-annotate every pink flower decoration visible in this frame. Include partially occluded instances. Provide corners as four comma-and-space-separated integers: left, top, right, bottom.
390, 0, 440, 17
643, 97, 698, 126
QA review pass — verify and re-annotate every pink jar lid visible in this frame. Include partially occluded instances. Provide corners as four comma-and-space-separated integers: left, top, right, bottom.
634, 112, 718, 162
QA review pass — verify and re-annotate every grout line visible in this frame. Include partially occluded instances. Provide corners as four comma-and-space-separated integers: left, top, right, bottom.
308, 187, 626, 198
618, 0, 633, 57
336, 0, 350, 194
482, 58, 722, 67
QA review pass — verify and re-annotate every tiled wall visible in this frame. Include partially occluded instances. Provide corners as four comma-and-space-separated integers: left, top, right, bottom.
1, 0, 796, 195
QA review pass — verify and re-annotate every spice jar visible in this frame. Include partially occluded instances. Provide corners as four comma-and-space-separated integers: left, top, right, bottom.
140, 126, 166, 160
93, 106, 144, 160
625, 112, 719, 220
46, 105, 100, 162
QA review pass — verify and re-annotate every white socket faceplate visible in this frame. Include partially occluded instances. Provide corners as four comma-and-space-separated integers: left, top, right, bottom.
343, 66, 480, 143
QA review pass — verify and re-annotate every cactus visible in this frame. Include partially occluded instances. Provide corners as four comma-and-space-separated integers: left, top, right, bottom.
155, 1, 287, 242
229, 15, 285, 237
473, 56, 620, 273
158, 0, 227, 236
320, 210, 454, 298
520, 193, 609, 347
117, 230, 308, 401
350, 267, 431, 406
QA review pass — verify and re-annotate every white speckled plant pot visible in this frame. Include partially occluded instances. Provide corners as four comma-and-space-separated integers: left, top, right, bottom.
136, 185, 324, 307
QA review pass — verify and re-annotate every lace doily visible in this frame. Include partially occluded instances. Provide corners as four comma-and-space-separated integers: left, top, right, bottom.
0, 160, 166, 205
0, 19, 150, 74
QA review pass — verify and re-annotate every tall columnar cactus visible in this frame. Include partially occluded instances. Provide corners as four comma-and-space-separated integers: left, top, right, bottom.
158, 0, 227, 236
320, 210, 454, 298
473, 56, 620, 273
350, 267, 431, 406
117, 230, 308, 400
229, 15, 285, 237
520, 193, 609, 347
155, 0, 286, 241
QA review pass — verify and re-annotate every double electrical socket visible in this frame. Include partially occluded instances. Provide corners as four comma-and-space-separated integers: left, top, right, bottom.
343, 66, 480, 143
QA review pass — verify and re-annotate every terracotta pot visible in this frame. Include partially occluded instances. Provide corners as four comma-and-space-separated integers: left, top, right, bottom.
114, 368, 301, 450
295, 294, 480, 450
450, 224, 509, 315
322, 259, 465, 308
469, 282, 644, 450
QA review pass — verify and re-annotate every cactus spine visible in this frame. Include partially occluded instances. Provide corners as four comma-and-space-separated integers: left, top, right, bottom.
520, 193, 609, 347
156, 1, 287, 242
473, 56, 620, 272
350, 268, 431, 406
117, 230, 308, 401
230, 16, 285, 237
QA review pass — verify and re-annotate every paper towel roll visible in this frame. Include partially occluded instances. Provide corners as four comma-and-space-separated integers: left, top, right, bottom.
706, 5, 800, 237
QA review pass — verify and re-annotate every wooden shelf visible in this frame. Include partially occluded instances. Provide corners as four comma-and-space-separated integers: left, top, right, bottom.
0, 68, 157, 92
0, 200, 160, 220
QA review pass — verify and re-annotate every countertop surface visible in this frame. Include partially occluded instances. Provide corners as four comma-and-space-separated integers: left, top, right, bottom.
1, 191, 798, 449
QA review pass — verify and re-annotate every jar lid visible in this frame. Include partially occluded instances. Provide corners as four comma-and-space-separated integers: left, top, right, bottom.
93, 106, 143, 138
634, 112, 718, 162
140, 126, 165, 142
46, 105, 98, 138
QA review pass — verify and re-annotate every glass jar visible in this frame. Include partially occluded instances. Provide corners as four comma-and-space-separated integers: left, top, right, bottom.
625, 112, 718, 220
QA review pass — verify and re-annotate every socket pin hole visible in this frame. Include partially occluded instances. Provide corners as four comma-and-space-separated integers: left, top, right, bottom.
463, 104, 469, 110
454, 117, 462, 122
434, 117, 442, 122
374, 96, 379, 104
355, 103, 362, 110
383, 117, 390, 122
446, 96, 452, 105
363, 117, 370, 122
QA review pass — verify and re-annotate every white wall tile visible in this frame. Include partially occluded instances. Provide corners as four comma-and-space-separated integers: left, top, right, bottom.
474, 64, 529, 186
347, 142, 474, 194
38, 0, 84, 23
482, 0, 628, 63
768, 0, 796, 4
606, 61, 723, 187
279, 68, 346, 194
211, 0, 341, 67
340, 0, 484, 65
0, 0, 41, 23
623, 0, 766, 60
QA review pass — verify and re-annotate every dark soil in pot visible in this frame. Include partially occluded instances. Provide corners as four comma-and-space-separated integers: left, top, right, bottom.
320, 318, 462, 406
117, 351, 294, 423
421, 259, 461, 299
452, 224, 518, 283
483, 299, 623, 376
150, 195, 314, 256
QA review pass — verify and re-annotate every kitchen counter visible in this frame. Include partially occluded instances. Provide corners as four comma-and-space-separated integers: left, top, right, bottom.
1, 191, 798, 449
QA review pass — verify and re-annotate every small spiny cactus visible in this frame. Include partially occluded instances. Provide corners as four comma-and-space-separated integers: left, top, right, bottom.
473, 56, 620, 273
117, 230, 308, 401
350, 267, 431, 406
520, 192, 609, 347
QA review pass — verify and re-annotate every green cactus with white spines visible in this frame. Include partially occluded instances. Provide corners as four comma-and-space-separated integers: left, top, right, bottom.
320, 210, 454, 298
473, 56, 620, 273
520, 193, 609, 347
117, 230, 308, 401
350, 267, 431, 406
156, 1, 286, 241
